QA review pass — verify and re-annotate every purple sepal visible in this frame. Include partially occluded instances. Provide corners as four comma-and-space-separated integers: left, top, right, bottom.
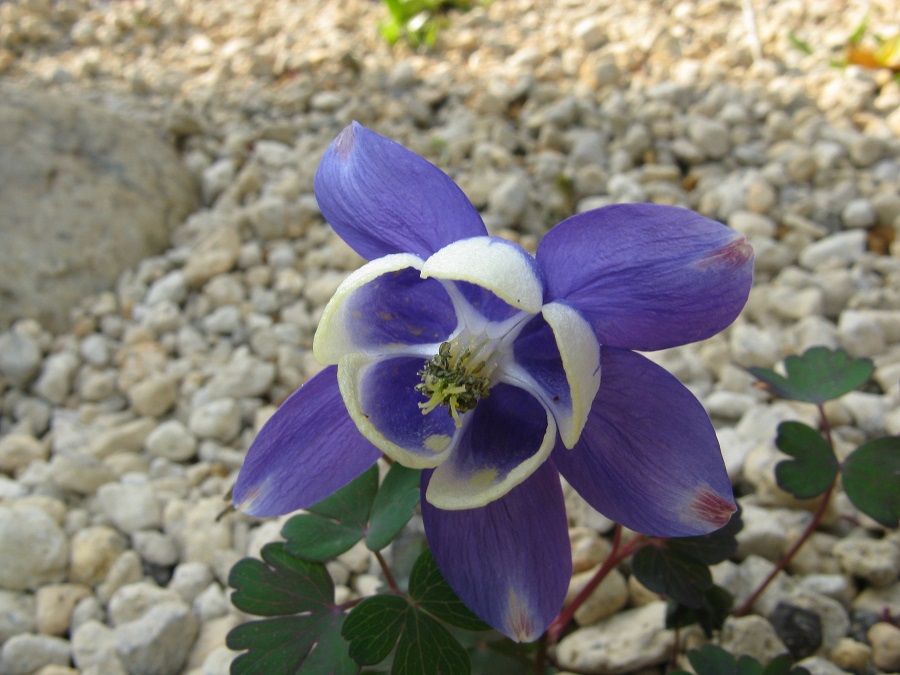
233, 366, 382, 517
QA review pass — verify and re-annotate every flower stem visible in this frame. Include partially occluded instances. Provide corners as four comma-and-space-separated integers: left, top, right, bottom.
734, 403, 836, 617
547, 526, 650, 642
373, 549, 400, 593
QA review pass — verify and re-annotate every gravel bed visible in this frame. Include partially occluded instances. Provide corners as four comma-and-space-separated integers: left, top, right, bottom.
1, 0, 899, 673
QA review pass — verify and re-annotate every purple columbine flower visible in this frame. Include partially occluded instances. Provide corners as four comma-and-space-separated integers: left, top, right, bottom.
233, 122, 754, 642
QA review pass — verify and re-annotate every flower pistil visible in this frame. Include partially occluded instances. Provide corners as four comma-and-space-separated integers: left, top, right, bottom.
416, 339, 495, 426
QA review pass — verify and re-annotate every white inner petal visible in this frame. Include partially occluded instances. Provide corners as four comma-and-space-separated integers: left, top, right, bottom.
421, 237, 543, 313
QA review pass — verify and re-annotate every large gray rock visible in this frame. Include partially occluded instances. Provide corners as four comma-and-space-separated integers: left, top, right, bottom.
0, 85, 199, 331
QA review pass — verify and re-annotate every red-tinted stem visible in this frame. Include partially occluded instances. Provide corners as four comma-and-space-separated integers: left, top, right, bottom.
734, 403, 835, 616
374, 549, 400, 593
547, 526, 650, 642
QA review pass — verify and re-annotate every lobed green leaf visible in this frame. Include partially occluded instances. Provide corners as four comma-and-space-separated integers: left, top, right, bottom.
774, 421, 839, 499
282, 466, 379, 561
632, 546, 712, 610
748, 347, 873, 404
228, 543, 335, 616
366, 464, 421, 552
408, 549, 490, 631
342, 595, 408, 666
842, 437, 900, 528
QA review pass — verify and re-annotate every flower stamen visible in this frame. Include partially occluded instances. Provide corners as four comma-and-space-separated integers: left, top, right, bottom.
416, 340, 493, 426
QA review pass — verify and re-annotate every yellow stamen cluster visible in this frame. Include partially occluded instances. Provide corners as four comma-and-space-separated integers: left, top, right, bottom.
416, 340, 492, 426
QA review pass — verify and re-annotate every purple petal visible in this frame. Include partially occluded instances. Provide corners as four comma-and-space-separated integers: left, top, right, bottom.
233, 366, 381, 517
536, 204, 754, 351
509, 303, 600, 448
421, 461, 571, 642
552, 347, 736, 537
338, 354, 458, 468
425, 383, 556, 509
314, 255, 457, 364
314, 122, 488, 261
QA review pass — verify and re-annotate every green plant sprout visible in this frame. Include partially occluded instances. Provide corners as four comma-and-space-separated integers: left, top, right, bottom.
378, 0, 484, 48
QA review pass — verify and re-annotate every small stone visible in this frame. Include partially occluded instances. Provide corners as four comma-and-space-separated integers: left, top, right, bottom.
770, 602, 822, 660
798, 231, 867, 270
567, 566, 628, 626
131, 530, 179, 567
188, 398, 241, 442
72, 620, 125, 673
0, 507, 68, 591
556, 602, 674, 673
79, 333, 110, 366
34, 352, 80, 404
169, 562, 213, 604
0, 433, 48, 475
35, 583, 91, 636
849, 135, 885, 167
126, 373, 178, 417
144, 419, 197, 462
304, 271, 348, 306
144, 271, 187, 306
487, 173, 529, 226
185, 614, 240, 671
201, 305, 242, 334
96, 551, 144, 605
183, 225, 240, 288
573, 17, 605, 50
163, 498, 232, 565
96, 481, 162, 534
86, 418, 156, 459
0, 330, 42, 386
688, 116, 730, 159
838, 310, 887, 358
192, 582, 229, 621
841, 199, 877, 229
0, 590, 35, 643
48, 452, 116, 495
69, 526, 128, 585
204, 349, 276, 399
108, 582, 183, 626
868, 622, 900, 672
871, 191, 900, 227
114, 601, 198, 675
746, 179, 777, 214
728, 211, 776, 238
833, 539, 900, 587
830, 637, 871, 674
720, 614, 789, 662
0, 634, 71, 675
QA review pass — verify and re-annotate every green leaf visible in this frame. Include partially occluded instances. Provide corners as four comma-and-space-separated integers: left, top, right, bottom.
666, 584, 733, 637
842, 437, 900, 527
667, 508, 742, 566
228, 614, 356, 675
226, 542, 356, 674
408, 549, 490, 631
774, 421, 839, 499
686, 644, 740, 674
393, 609, 469, 675
342, 588, 472, 674
343, 595, 408, 666
748, 347, 873, 404
632, 545, 713, 609
282, 466, 379, 561
229, 543, 335, 616
366, 465, 421, 552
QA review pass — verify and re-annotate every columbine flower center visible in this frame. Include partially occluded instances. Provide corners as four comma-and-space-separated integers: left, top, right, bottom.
416, 338, 496, 427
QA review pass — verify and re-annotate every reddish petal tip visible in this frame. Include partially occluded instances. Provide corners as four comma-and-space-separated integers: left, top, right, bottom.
690, 487, 737, 529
